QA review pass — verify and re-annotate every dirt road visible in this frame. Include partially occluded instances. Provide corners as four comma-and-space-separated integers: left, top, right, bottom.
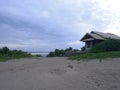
0, 57, 120, 90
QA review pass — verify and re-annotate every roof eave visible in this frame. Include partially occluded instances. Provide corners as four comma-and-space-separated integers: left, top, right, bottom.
80, 33, 89, 41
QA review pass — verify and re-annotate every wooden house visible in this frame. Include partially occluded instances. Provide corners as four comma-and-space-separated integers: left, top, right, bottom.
80, 31, 120, 50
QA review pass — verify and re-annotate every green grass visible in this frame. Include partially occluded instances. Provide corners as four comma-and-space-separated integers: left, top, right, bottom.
68, 51, 120, 61
0, 55, 32, 62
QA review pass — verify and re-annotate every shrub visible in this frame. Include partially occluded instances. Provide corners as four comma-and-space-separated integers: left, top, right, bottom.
35, 54, 42, 57
81, 46, 85, 51
0, 46, 10, 54
0, 47, 32, 61
65, 47, 73, 52
47, 47, 79, 57
47, 52, 55, 57
91, 39, 120, 53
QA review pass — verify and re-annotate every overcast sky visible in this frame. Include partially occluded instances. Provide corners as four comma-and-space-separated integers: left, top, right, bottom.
0, 0, 120, 52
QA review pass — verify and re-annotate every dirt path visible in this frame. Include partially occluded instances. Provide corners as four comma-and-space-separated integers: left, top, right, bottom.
0, 57, 120, 90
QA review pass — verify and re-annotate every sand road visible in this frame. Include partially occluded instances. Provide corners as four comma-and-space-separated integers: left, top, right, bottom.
0, 57, 120, 90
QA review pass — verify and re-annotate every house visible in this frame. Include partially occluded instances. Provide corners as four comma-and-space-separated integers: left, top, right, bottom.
80, 31, 120, 50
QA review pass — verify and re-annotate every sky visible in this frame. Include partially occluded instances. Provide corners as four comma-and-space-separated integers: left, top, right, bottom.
0, 0, 120, 52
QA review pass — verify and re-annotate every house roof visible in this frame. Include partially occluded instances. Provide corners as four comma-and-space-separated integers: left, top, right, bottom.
89, 33, 105, 40
91, 31, 120, 39
81, 31, 120, 41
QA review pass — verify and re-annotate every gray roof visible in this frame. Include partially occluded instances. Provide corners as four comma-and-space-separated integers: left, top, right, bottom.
81, 38, 94, 42
81, 31, 120, 41
88, 33, 105, 40
91, 31, 120, 39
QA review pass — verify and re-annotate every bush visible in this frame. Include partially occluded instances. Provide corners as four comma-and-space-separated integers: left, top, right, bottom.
0, 47, 32, 61
0, 46, 10, 54
81, 46, 85, 51
35, 54, 42, 57
91, 39, 120, 53
47, 52, 55, 57
47, 47, 79, 57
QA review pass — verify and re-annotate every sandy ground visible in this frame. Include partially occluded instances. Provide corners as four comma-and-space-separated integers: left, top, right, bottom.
0, 57, 120, 90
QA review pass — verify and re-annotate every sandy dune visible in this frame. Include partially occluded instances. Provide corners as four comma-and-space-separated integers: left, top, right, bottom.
0, 57, 120, 90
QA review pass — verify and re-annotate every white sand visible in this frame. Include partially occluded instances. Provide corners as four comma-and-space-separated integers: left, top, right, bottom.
0, 57, 120, 90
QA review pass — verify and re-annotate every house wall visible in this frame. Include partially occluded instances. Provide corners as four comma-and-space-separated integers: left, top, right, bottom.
85, 40, 104, 50
85, 41, 93, 50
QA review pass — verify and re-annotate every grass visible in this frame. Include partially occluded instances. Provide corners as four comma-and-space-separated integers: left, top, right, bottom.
0, 55, 32, 62
68, 51, 120, 61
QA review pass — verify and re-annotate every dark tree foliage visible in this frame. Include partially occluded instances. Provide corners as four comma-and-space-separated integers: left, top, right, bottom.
0, 47, 32, 61
65, 47, 73, 52
47, 52, 55, 57
91, 39, 120, 53
35, 54, 42, 57
47, 47, 79, 57
0, 46, 9, 54
81, 46, 85, 51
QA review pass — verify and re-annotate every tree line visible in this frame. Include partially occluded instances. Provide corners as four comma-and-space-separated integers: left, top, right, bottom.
47, 47, 79, 57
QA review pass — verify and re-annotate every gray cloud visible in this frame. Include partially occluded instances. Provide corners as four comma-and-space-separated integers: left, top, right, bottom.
0, 0, 119, 52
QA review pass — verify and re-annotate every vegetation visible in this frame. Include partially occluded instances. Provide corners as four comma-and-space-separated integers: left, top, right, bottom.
91, 39, 120, 53
35, 54, 42, 57
69, 39, 120, 60
47, 47, 79, 57
0, 47, 32, 61
81, 46, 85, 51
69, 51, 120, 60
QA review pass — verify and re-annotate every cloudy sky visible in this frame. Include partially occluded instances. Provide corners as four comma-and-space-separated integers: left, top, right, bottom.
0, 0, 120, 52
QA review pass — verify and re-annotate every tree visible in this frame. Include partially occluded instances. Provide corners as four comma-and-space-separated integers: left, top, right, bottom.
81, 46, 85, 51
47, 47, 80, 57
47, 52, 55, 57
55, 49, 60, 56
1, 46, 10, 54
65, 47, 73, 52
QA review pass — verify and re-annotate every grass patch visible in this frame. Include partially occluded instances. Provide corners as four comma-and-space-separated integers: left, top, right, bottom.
68, 51, 120, 61
0, 54, 32, 62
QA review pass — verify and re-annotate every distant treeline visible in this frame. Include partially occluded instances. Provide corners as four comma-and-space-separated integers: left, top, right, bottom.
0, 47, 32, 61
47, 47, 80, 57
